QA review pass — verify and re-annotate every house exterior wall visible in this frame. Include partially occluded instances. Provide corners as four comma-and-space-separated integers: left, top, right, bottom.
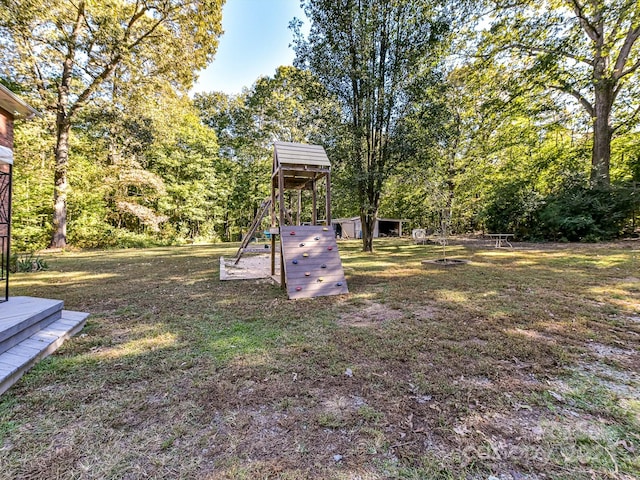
0, 164, 9, 238
0, 107, 14, 149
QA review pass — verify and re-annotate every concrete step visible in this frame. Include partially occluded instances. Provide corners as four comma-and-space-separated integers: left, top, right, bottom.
0, 310, 89, 396
0, 296, 63, 354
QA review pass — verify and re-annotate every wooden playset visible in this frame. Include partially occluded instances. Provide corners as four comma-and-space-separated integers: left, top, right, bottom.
234, 141, 348, 299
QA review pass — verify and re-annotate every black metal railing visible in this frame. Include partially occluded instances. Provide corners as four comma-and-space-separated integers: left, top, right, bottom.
0, 164, 11, 302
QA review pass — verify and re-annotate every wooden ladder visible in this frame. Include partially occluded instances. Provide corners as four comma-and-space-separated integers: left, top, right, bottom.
234, 198, 272, 264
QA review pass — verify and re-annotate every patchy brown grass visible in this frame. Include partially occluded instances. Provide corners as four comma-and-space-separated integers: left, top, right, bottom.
1, 239, 639, 479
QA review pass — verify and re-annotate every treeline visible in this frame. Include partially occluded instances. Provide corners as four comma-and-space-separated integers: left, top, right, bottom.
11, 66, 340, 250
3, 0, 640, 251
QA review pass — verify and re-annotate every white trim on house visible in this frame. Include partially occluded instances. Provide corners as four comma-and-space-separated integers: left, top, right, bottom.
0, 84, 38, 119
0, 145, 13, 165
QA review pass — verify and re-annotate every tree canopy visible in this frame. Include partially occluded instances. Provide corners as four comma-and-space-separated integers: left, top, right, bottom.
480, 0, 640, 187
1, 0, 225, 247
3, 0, 639, 250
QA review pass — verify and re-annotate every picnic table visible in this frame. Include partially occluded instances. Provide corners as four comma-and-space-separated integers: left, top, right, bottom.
487, 233, 514, 248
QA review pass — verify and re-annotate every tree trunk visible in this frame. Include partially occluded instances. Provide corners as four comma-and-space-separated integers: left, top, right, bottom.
48, 1, 85, 249
591, 82, 613, 188
50, 117, 70, 248
223, 209, 230, 242
360, 209, 376, 252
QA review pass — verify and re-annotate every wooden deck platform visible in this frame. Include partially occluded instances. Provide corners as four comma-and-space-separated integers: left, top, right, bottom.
0, 296, 88, 396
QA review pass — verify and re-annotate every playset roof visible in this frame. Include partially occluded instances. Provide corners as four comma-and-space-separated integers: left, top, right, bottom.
273, 141, 331, 169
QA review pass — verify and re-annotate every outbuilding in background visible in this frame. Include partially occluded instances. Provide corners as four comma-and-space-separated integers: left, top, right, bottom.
331, 217, 407, 239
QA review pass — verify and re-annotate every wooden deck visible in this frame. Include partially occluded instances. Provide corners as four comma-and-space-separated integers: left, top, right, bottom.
0, 296, 88, 396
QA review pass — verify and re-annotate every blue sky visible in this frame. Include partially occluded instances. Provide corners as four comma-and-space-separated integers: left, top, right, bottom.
191, 0, 308, 95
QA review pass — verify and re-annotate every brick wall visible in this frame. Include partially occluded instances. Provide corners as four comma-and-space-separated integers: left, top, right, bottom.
0, 107, 14, 149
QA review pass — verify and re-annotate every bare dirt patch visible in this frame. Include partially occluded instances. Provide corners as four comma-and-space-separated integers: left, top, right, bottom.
587, 341, 636, 359
411, 304, 440, 321
338, 300, 405, 327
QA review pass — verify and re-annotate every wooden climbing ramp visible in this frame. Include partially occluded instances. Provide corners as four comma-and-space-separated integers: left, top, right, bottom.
280, 225, 348, 299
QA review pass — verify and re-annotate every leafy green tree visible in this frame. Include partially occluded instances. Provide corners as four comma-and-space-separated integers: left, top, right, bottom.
293, 0, 451, 251
0, 0, 224, 247
11, 117, 55, 251
248, 66, 339, 145
71, 85, 160, 243
481, 0, 640, 188
150, 106, 222, 240
379, 59, 548, 234
195, 90, 271, 240
195, 66, 340, 240
612, 132, 640, 183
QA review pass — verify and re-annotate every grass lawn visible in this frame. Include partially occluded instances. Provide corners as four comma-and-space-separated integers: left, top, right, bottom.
1, 238, 639, 479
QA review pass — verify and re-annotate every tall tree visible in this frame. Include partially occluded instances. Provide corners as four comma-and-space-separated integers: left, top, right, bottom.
0, 0, 224, 247
482, 0, 640, 188
293, 0, 450, 251
195, 90, 271, 240
247, 66, 339, 145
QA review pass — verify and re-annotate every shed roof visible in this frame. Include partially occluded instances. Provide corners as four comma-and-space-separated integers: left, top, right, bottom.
0, 84, 38, 119
274, 141, 331, 168
332, 217, 408, 223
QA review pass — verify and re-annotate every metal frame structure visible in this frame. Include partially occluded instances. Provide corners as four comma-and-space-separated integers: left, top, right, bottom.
0, 164, 11, 302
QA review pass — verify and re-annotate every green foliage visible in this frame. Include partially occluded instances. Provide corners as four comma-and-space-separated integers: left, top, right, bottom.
148, 106, 221, 239
477, 0, 640, 186
0, 0, 225, 105
481, 180, 544, 238
482, 174, 636, 241
294, 0, 452, 251
11, 117, 55, 251
537, 180, 636, 241
9, 252, 48, 273
612, 133, 640, 182
5, 1, 640, 249
194, 66, 337, 241
0, 0, 225, 247
247, 66, 338, 144
10, 61, 341, 248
